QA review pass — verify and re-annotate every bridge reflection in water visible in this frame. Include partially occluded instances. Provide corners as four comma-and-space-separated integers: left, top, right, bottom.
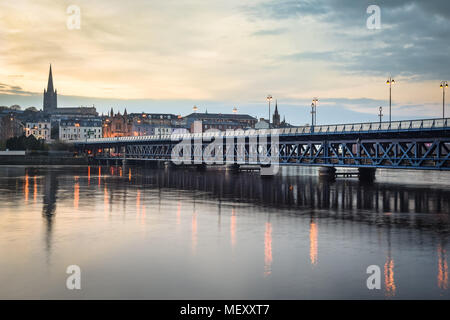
0, 164, 448, 298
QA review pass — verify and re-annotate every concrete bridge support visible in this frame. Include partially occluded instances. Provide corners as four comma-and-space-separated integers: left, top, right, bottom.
358, 167, 376, 181
226, 164, 240, 173
196, 163, 207, 171
319, 167, 337, 179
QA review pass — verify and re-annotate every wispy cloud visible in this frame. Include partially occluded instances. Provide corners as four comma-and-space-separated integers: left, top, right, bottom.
0, 0, 448, 123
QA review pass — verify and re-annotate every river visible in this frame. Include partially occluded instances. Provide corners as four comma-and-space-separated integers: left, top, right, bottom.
0, 165, 448, 299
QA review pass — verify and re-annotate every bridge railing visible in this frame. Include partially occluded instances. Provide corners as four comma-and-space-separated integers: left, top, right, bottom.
73, 118, 449, 144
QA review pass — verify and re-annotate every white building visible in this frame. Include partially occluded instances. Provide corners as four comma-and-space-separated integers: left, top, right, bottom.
25, 121, 51, 141
59, 119, 102, 141
154, 126, 173, 135
255, 118, 270, 129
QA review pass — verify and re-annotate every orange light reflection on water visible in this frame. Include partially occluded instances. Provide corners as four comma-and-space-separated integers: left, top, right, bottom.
438, 244, 448, 290
24, 173, 29, 202
384, 257, 396, 297
309, 220, 318, 266
74, 176, 79, 209
231, 209, 236, 249
33, 176, 37, 203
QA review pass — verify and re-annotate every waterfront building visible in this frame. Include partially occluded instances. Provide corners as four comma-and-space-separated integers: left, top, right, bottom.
184, 112, 257, 132
255, 118, 270, 129
25, 121, 51, 141
102, 109, 132, 137
0, 113, 24, 142
129, 113, 180, 126
154, 126, 174, 135
59, 119, 102, 141
105, 112, 186, 137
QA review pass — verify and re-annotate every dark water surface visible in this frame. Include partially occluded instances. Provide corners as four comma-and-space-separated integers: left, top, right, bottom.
0, 165, 449, 299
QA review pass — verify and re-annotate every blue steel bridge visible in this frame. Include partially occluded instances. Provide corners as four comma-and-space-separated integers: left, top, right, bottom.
73, 118, 450, 174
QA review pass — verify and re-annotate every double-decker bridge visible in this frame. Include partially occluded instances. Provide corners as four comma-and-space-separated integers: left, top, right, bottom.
73, 118, 450, 178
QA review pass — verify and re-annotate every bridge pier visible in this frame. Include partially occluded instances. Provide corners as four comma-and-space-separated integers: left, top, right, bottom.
259, 164, 276, 177
226, 164, 240, 173
144, 161, 161, 168
319, 167, 336, 179
196, 163, 207, 171
164, 161, 174, 169
358, 167, 376, 181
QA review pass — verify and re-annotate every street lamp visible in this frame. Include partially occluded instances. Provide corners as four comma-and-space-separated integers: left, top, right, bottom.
232, 106, 237, 114
440, 81, 448, 119
312, 97, 318, 126
378, 106, 383, 123
193, 105, 198, 113
386, 77, 395, 123
266, 95, 272, 128
310, 103, 315, 128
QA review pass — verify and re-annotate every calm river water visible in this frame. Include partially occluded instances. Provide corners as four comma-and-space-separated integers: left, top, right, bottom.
0, 165, 449, 299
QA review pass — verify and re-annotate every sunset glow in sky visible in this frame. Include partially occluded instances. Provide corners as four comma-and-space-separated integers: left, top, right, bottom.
1, 0, 449, 124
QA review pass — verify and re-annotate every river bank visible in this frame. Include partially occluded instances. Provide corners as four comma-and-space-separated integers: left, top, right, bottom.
0, 151, 88, 165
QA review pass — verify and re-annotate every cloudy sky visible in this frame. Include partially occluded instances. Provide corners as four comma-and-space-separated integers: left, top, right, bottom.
0, 0, 449, 125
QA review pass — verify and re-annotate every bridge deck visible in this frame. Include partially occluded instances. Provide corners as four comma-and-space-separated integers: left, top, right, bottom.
73, 118, 450, 171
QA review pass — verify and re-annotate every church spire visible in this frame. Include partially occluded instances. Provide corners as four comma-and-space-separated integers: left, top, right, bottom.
47, 64, 54, 92
43, 64, 57, 112
272, 99, 280, 127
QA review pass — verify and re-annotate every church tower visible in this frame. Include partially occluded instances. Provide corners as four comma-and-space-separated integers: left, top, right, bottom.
272, 100, 280, 127
43, 64, 57, 113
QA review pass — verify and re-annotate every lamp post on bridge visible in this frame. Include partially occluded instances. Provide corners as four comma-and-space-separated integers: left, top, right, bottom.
266, 95, 272, 128
440, 81, 448, 119
311, 97, 318, 126
386, 77, 395, 123
378, 106, 383, 123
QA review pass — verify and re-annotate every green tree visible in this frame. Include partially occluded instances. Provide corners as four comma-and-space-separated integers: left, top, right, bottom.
6, 135, 47, 151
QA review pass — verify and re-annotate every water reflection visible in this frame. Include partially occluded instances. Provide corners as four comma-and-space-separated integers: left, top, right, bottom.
1, 165, 449, 299
231, 209, 236, 249
264, 222, 272, 277
438, 242, 448, 290
74, 177, 79, 209
42, 170, 58, 261
24, 173, 29, 202
309, 218, 318, 266
192, 211, 197, 253
33, 175, 37, 203
177, 202, 181, 225
384, 243, 396, 296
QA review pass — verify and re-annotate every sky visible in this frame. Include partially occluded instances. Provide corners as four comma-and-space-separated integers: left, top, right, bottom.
0, 0, 449, 125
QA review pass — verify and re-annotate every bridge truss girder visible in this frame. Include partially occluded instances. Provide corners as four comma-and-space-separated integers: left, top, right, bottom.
82, 135, 450, 170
